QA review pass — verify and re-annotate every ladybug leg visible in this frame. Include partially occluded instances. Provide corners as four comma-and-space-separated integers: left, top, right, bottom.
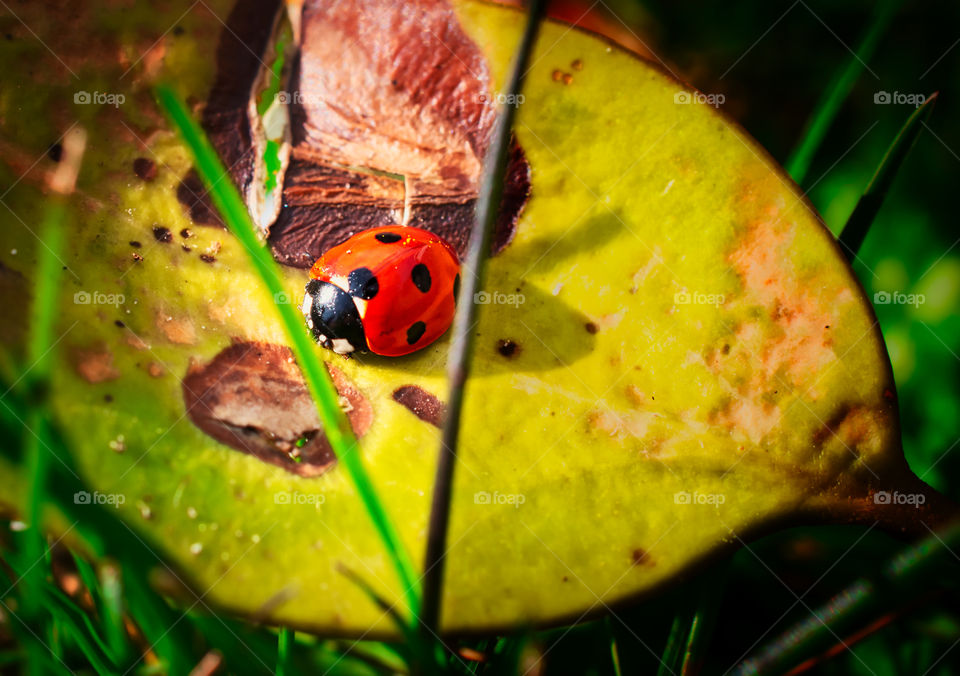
302, 279, 368, 355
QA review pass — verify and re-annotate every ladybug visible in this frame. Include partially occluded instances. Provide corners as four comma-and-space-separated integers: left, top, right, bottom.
302, 225, 461, 357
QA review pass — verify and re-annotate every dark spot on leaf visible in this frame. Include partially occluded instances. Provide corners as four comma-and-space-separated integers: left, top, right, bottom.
347, 267, 379, 299
176, 169, 225, 228
631, 548, 653, 566
133, 157, 157, 181
407, 321, 426, 345
182, 342, 372, 477
129, 241, 141, 248
411, 263, 431, 292
47, 142, 62, 162
584, 322, 598, 334
497, 339, 519, 358
375, 232, 402, 243
152, 226, 172, 243
200, 254, 216, 264
114, 320, 125, 328
103, 394, 113, 403
131, 252, 143, 263
180, 228, 193, 238
392, 385, 446, 428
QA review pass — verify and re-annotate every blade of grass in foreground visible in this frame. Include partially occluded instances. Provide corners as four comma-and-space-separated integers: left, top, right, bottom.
734, 519, 960, 675
785, 0, 900, 185
419, 0, 548, 640
837, 92, 938, 260
155, 85, 421, 620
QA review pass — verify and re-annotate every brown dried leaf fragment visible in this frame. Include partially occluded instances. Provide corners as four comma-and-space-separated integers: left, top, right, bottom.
202, 0, 530, 267
182, 341, 371, 476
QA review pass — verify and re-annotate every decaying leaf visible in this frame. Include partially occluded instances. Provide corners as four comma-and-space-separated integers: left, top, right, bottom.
0, 0, 955, 638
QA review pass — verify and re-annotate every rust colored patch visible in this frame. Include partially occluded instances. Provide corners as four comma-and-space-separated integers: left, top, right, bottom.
156, 312, 196, 345
392, 385, 446, 428
182, 341, 372, 476
73, 347, 121, 383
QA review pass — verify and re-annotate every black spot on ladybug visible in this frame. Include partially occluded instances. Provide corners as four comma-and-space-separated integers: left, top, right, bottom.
411, 264, 431, 293
453, 273, 461, 304
375, 232, 402, 243
497, 339, 520, 358
348, 267, 379, 299
407, 321, 427, 345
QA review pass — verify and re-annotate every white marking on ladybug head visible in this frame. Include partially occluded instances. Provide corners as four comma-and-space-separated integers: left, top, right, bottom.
331, 338, 355, 355
301, 294, 312, 317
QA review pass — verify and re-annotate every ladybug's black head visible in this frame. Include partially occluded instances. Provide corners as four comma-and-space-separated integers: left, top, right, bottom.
302, 279, 368, 355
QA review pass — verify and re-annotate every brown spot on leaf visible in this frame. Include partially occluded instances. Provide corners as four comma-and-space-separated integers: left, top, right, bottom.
182, 341, 372, 476
631, 548, 654, 567
584, 321, 598, 334
497, 339, 520, 358
73, 347, 121, 383
392, 385, 446, 428
176, 169, 225, 228
152, 225, 172, 243
133, 157, 157, 181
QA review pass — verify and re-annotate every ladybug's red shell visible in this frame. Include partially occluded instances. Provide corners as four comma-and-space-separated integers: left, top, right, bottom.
306, 226, 461, 357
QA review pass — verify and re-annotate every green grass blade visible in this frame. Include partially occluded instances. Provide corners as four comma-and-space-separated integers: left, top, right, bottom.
837, 92, 938, 259
734, 519, 960, 675
276, 627, 292, 676
606, 617, 623, 676
680, 565, 728, 676
420, 0, 547, 639
154, 84, 420, 620
785, 0, 900, 185
657, 613, 689, 676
